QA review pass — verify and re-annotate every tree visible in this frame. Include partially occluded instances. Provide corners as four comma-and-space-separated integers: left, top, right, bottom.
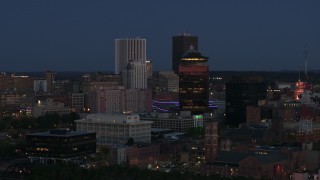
0, 116, 12, 131
99, 146, 109, 161
187, 127, 205, 139
126, 137, 134, 146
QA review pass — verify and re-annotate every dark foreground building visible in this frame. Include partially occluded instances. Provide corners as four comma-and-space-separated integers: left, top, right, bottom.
203, 151, 289, 179
26, 129, 96, 164
225, 77, 267, 127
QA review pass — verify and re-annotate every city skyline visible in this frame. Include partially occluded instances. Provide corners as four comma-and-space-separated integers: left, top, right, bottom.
0, 0, 319, 72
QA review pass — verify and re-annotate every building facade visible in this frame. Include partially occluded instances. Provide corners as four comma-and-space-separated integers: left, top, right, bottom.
0, 73, 34, 94
140, 111, 205, 132
0, 92, 23, 114
179, 46, 209, 115
81, 73, 122, 113
75, 114, 152, 145
96, 87, 152, 113
146, 59, 153, 78
115, 38, 147, 89
33, 98, 73, 117
45, 71, 55, 95
205, 121, 218, 163
225, 78, 267, 127
147, 71, 179, 99
26, 129, 96, 164
72, 93, 85, 112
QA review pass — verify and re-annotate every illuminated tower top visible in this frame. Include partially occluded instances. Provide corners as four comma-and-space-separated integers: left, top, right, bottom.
172, 34, 198, 73
180, 45, 208, 63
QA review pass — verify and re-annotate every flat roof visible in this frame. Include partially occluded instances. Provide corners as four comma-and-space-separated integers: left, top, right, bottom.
151, 128, 172, 132
28, 130, 94, 137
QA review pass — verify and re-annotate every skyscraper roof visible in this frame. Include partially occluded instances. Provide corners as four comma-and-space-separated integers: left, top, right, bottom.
180, 45, 208, 62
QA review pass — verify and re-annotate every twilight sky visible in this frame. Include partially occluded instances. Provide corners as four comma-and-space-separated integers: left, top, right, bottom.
0, 0, 319, 72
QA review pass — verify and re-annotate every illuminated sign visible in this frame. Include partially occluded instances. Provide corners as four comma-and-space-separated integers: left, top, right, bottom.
194, 115, 203, 119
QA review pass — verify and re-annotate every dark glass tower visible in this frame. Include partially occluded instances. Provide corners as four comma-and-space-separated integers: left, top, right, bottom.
179, 46, 209, 115
172, 33, 198, 74
225, 77, 267, 127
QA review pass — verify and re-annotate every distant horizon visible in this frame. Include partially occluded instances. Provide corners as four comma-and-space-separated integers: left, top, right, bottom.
4, 69, 320, 74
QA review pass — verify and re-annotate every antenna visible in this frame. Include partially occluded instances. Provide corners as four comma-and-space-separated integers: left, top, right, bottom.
304, 43, 308, 78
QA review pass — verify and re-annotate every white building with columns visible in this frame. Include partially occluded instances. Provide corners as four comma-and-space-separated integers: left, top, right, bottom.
75, 114, 152, 145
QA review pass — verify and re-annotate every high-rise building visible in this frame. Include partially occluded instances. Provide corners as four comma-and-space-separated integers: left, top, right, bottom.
179, 46, 209, 115
45, 71, 55, 95
172, 33, 198, 73
225, 77, 267, 127
146, 59, 153, 78
115, 38, 147, 89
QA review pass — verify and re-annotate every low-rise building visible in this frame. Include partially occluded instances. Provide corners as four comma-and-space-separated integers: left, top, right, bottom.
75, 114, 152, 145
0, 92, 23, 114
105, 145, 127, 165
33, 98, 73, 117
127, 143, 160, 166
141, 111, 206, 132
203, 151, 289, 179
26, 129, 96, 164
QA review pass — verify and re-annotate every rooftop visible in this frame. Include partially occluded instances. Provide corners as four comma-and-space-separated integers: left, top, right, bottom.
211, 151, 288, 165
75, 113, 152, 125
180, 45, 208, 62
28, 129, 93, 137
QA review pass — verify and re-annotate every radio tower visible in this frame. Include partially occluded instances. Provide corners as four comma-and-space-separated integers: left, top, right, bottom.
304, 43, 308, 80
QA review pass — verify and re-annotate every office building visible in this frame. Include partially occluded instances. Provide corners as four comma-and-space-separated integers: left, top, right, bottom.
115, 38, 147, 89
33, 98, 73, 117
140, 111, 206, 132
26, 129, 96, 164
72, 93, 85, 112
147, 71, 179, 97
172, 33, 198, 73
45, 71, 55, 95
75, 114, 152, 145
96, 87, 152, 113
34, 78, 48, 95
179, 45, 209, 115
0, 73, 34, 94
146, 59, 153, 78
0, 92, 23, 114
81, 73, 122, 113
225, 77, 267, 127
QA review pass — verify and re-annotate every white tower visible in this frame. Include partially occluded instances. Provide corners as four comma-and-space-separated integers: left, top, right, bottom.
115, 38, 147, 89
